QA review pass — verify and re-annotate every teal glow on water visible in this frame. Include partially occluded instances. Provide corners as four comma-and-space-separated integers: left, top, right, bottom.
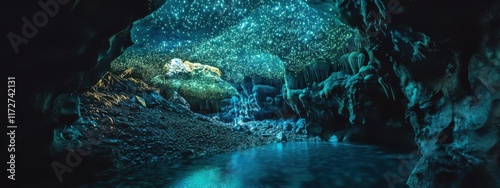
85, 142, 409, 188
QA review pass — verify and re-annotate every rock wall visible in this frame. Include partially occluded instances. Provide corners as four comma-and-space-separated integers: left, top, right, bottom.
2, 0, 163, 186
335, 0, 500, 187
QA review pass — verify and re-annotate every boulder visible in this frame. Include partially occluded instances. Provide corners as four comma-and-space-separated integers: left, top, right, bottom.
152, 58, 238, 113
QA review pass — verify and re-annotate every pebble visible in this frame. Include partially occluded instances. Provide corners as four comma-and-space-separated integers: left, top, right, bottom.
276, 132, 284, 141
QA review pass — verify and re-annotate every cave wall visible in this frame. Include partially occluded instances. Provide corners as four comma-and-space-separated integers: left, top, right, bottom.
2, 0, 164, 185
2, 0, 499, 187
335, 0, 500, 187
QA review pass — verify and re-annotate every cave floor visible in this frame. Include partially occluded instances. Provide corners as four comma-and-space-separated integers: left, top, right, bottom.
52, 73, 319, 186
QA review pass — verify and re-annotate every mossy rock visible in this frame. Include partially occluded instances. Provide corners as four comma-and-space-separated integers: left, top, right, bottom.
152, 59, 237, 101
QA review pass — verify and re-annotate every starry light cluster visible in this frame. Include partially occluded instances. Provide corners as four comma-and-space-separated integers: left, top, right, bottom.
132, 0, 266, 49
117, 0, 359, 83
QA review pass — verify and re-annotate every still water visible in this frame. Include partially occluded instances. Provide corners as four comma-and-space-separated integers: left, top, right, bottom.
85, 142, 411, 188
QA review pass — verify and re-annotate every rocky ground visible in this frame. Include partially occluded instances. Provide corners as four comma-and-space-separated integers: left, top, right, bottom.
50, 73, 318, 186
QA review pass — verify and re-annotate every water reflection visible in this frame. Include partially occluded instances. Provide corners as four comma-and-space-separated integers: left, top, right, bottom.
85, 142, 407, 188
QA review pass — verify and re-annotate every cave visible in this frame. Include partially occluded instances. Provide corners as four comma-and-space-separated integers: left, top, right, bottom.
3, 0, 499, 187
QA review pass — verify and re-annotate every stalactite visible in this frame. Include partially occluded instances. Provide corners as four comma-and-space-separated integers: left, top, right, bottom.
378, 77, 391, 99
